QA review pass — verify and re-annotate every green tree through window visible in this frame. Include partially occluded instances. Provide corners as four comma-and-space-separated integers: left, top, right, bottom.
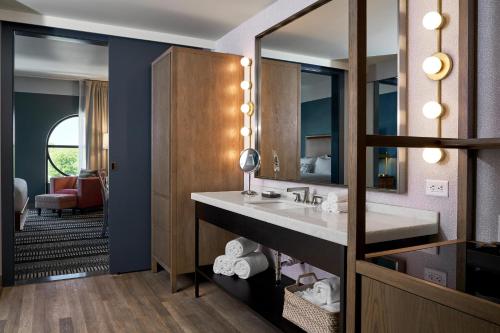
47, 115, 79, 179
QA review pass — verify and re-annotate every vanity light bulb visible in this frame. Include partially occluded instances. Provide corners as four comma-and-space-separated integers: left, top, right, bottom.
240, 127, 252, 137
240, 102, 254, 114
422, 148, 444, 164
422, 101, 444, 119
422, 11, 444, 30
422, 56, 443, 75
240, 81, 252, 90
240, 57, 252, 67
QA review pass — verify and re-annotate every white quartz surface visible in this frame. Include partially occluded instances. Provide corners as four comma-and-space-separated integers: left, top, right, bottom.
191, 191, 439, 246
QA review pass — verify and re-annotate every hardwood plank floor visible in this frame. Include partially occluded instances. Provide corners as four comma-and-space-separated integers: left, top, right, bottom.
0, 271, 278, 333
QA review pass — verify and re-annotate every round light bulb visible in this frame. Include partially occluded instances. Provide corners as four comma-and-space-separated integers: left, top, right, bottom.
422, 11, 444, 30
422, 148, 444, 164
422, 56, 443, 75
240, 102, 254, 114
240, 57, 252, 67
240, 127, 252, 137
422, 101, 444, 119
240, 81, 252, 90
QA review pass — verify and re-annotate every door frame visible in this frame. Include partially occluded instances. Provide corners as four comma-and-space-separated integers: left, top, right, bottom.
1, 21, 108, 286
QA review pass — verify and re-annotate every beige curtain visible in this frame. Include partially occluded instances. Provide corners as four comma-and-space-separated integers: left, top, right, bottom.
84, 80, 109, 172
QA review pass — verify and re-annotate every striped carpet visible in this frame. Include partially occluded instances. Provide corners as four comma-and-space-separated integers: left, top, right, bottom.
15, 209, 109, 281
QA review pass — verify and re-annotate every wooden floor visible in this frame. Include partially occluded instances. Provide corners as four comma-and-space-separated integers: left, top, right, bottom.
0, 271, 278, 333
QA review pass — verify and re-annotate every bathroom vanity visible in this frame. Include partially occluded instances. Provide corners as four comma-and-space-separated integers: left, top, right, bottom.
191, 191, 439, 332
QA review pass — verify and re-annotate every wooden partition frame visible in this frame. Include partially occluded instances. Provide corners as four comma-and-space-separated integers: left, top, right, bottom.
351, 0, 482, 331
346, 0, 367, 331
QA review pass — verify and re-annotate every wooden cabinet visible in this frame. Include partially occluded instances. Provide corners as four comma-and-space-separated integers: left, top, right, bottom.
151, 47, 243, 292
259, 58, 301, 180
361, 277, 500, 333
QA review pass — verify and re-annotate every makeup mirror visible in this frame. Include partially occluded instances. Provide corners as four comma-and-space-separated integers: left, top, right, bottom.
239, 148, 261, 195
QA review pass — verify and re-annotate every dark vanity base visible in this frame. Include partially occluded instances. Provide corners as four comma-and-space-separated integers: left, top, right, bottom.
194, 201, 347, 333
197, 265, 304, 333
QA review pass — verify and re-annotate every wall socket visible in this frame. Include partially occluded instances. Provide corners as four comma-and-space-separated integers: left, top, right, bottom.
424, 267, 447, 287
425, 180, 449, 197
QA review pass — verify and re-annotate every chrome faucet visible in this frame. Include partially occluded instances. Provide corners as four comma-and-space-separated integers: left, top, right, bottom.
287, 187, 310, 203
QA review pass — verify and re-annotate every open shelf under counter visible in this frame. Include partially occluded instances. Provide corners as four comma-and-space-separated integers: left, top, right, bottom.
197, 265, 304, 333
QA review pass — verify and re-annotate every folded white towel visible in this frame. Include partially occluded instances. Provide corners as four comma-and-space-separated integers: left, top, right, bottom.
213, 255, 236, 276
321, 201, 348, 214
225, 237, 259, 258
327, 191, 348, 203
313, 276, 341, 305
233, 252, 269, 279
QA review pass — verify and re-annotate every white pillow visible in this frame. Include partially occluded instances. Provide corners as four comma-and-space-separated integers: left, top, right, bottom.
300, 157, 316, 174
314, 156, 331, 175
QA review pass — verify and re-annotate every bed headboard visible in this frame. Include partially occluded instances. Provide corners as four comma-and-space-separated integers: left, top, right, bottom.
305, 135, 331, 157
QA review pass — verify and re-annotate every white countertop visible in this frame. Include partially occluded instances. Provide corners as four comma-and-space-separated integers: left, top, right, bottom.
191, 191, 439, 246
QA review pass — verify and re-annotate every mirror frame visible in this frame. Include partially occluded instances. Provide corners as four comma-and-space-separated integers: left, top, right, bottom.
254, 0, 407, 193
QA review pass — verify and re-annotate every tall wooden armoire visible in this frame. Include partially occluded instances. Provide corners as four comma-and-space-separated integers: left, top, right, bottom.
151, 47, 243, 292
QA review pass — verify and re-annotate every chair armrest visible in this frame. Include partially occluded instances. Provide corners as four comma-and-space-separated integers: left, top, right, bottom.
77, 177, 103, 208
50, 176, 77, 193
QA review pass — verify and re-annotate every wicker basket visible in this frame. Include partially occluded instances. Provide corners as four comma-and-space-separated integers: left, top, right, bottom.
283, 273, 339, 333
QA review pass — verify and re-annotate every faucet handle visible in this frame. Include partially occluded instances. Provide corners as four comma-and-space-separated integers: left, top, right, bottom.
292, 192, 302, 202
312, 195, 324, 206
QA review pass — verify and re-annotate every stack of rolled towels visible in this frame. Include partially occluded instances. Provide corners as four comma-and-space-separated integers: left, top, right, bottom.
321, 190, 348, 214
295, 275, 341, 313
213, 237, 269, 279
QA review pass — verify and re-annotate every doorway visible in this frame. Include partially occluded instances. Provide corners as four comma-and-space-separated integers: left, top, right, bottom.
2, 22, 172, 286
12, 31, 110, 283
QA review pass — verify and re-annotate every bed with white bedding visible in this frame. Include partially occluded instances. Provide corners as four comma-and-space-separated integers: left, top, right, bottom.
14, 178, 29, 231
299, 155, 332, 183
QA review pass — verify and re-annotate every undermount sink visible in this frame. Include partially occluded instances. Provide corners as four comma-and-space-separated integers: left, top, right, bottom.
246, 200, 306, 210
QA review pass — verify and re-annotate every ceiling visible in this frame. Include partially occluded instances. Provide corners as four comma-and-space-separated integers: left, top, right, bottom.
261, 0, 398, 60
3, 0, 276, 40
15, 35, 109, 80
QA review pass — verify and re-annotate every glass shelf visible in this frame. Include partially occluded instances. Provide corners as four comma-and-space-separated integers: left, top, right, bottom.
366, 241, 500, 305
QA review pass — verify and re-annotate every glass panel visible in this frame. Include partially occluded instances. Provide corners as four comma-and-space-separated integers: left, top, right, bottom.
366, 242, 500, 305
47, 147, 79, 178
48, 116, 79, 146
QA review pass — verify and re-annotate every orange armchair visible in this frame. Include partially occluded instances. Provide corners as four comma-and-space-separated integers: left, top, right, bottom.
50, 176, 103, 209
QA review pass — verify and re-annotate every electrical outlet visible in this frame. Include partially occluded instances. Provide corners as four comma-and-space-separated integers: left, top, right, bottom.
425, 179, 448, 197
420, 246, 439, 255
424, 267, 447, 287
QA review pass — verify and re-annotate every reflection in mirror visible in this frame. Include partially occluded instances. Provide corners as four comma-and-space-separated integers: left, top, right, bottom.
256, 0, 405, 192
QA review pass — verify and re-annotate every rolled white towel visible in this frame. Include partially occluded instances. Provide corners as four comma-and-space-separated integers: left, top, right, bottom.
327, 190, 348, 203
225, 237, 259, 258
296, 289, 325, 306
233, 252, 269, 279
213, 255, 236, 276
313, 276, 341, 305
321, 201, 348, 214
321, 302, 341, 313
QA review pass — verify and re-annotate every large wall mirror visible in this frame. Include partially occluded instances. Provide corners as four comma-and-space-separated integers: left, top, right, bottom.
255, 0, 407, 192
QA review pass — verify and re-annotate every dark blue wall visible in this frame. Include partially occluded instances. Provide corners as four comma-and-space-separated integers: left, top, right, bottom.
108, 37, 170, 274
14, 92, 78, 198
300, 97, 332, 157
376, 91, 398, 179
377, 92, 397, 136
